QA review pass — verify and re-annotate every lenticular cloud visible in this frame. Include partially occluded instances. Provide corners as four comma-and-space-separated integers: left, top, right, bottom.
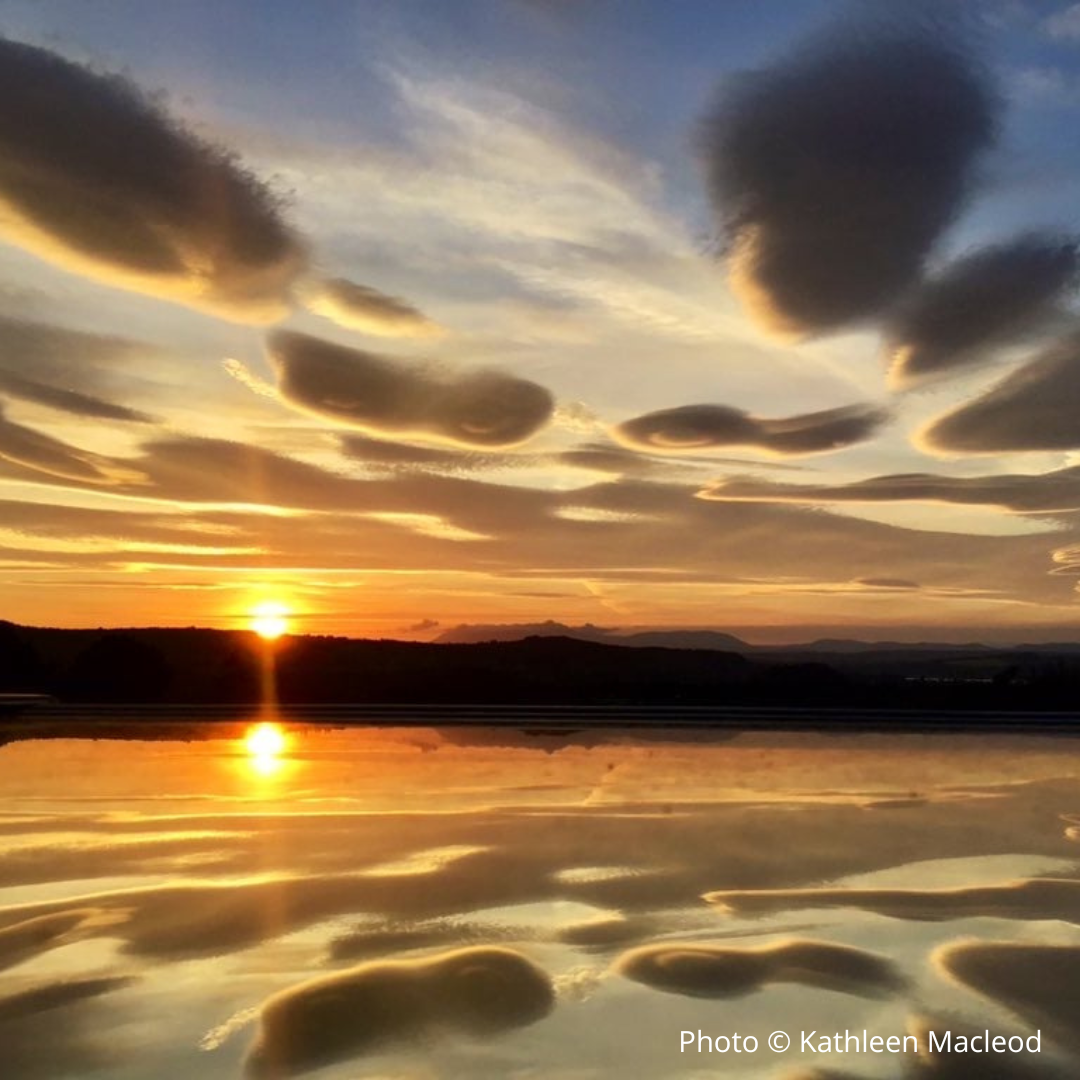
700, 21, 997, 337
268, 330, 555, 448
0, 37, 304, 323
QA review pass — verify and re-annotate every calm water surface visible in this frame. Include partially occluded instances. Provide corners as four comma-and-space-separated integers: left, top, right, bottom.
1, 724, 1078, 1079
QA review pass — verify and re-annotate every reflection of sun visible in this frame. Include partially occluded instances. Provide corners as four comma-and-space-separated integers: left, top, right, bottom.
245, 721, 288, 777
249, 601, 290, 640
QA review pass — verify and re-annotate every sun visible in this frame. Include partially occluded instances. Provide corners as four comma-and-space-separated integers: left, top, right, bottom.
249, 600, 291, 640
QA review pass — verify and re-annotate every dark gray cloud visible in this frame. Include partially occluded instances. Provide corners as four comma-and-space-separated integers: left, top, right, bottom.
700, 19, 997, 336
245, 947, 553, 1077
615, 939, 902, 999
0, 36, 303, 322
614, 403, 887, 456
303, 277, 444, 337
920, 332, 1080, 452
269, 330, 555, 448
698, 464, 1080, 513
888, 235, 1079, 388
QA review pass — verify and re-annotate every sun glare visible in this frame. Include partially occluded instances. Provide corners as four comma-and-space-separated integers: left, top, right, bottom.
245, 721, 288, 776
249, 600, 291, 640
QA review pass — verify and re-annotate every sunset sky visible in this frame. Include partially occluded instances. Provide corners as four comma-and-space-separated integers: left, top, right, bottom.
2, 0, 1080, 642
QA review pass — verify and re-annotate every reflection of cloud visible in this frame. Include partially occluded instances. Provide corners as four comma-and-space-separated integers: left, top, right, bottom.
303, 277, 444, 337
0, 975, 136, 1080
0, 405, 144, 485
245, 947, 553, 1077
887, 236, 1078, 388
907, 1013, 1064, 1080
706, 877, 1080, 924
269, 330, 555, 447
934, 941, 1080, 1053
0, 909, 106, 972
614, 403, 887, 456
921, 333, 1080, 453
698, 465, 1080, 513
0, 37, 303, 322
701, 19, 996, 336
615, 938, 901, 999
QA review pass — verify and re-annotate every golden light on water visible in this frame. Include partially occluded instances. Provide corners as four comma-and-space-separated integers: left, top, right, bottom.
249, 600, 291, 640
245, 721, 288, 776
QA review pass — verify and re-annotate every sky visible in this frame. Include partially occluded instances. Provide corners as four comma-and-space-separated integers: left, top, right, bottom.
2, 0, 1080, 643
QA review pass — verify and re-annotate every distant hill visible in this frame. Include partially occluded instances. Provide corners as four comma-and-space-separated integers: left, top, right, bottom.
2, 620, 1079, 711
435, 621, 749, 652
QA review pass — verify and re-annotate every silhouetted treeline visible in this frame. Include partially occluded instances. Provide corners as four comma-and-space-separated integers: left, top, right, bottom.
2, 620, 1080, 710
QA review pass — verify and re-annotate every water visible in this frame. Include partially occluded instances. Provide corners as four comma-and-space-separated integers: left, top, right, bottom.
1, 722, 1078, 1078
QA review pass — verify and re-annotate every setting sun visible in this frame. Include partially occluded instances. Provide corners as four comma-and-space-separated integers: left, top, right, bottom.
249, 601, 291, 641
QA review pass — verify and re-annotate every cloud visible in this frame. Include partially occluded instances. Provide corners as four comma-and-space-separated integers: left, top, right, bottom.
405, 618, 440, 632
1044, 3, 1080, 41
700, 18, 997, 336
302, 277, 444, 337
268, 330, 555, 447
245, 947, 553, 1077
615, 939, 902, 1000
0, 316, 158, 418
920, 332, 1080, 453
887, 235, 1079, 387
0, 405, 144, 485
698, 464, 1080, 513
613, 403, 887, 456
340, 433, 522, 472
0, 371, 152, 423
0, 36, 303, 322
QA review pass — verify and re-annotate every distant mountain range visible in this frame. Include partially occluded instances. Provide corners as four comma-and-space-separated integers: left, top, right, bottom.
3, 618, 1079, 711
434, 620, 1080, 654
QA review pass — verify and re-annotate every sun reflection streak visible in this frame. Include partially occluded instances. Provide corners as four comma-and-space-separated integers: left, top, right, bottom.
245, 721, 288, 777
